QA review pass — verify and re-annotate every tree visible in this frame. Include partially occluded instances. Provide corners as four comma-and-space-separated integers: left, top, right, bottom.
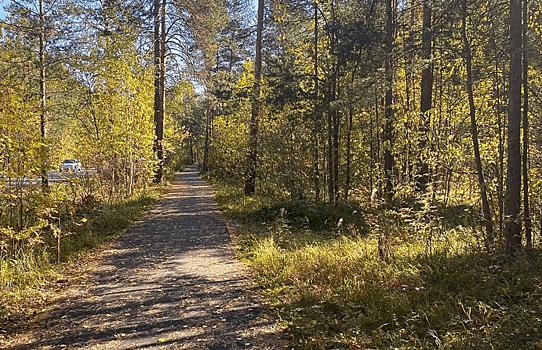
313, 0, 321, 202
461, 0, 493, 244
38, 0, 48, 190
417, 0, 432, 193
153, 0, 165, 183
244, 0, 264, 196
522, 0, 532, 249
6, 0, 60, 189
383, 0, 396, 198
505, 0, 523, 252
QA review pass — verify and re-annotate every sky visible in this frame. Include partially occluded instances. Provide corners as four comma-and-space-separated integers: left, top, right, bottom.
0, 0, 8, 20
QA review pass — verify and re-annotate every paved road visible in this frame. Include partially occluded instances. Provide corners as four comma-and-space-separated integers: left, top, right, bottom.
2, 165, 286, 350
3, 169, 98, 187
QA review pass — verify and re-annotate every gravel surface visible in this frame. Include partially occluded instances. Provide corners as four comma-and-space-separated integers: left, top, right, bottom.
1, 165, 287, 350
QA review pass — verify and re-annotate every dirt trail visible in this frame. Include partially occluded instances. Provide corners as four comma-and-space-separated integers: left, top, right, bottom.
1, 165, 286, 350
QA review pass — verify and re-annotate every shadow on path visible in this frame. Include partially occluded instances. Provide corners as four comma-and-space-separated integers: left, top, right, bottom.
2, 165, 286, 350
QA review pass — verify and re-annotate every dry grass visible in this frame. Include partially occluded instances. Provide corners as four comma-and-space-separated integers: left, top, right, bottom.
215, 183, 542, 349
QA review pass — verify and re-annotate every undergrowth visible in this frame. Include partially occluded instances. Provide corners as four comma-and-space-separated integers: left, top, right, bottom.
0, 180, 161, 315
214, 182, 542, 350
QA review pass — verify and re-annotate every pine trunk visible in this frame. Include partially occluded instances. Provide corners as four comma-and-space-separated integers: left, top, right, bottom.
203, 95, 211, 172
505, 0, 523, 253
313, 1, 320, 202
153, 0, 164, 183
345, 107, 353, 201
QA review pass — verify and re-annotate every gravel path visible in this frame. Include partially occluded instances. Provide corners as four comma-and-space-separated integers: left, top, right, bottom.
2, 165, 286, 350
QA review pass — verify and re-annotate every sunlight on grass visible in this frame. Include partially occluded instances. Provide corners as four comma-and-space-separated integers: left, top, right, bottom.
214, 182, 542, 350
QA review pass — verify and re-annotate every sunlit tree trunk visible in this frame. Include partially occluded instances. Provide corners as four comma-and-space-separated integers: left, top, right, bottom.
326, 85, 334, 202
505, 0, 523, 253
333, 78, 340, 204
313, 0, 320, 202
203, 94, 211, 172
160, 0, 166, 173
345, 106, 353, 201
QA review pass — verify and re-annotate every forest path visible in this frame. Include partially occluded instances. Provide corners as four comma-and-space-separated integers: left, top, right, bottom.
2, 165, 286, 350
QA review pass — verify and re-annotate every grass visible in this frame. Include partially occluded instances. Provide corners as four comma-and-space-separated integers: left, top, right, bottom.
0, 185, 162, 316
55, 193, 158, 260
214, 182, 542, 349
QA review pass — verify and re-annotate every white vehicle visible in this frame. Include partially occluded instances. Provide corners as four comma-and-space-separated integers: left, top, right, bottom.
60, 159, 82, 172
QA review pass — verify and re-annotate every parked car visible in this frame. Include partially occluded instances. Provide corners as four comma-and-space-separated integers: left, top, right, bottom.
60, 159, 82, 172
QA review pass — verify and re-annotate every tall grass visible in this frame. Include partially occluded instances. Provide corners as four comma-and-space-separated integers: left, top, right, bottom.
214, 183, 542, 350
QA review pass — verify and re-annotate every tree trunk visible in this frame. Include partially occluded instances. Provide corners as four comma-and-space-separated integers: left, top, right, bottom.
462, 0, 494, 245
505, 0, 523, 253
39, 0, 48, 190
160, 0, 166, 174
245, 0, 264, 196
383, 0, 395, 199
495, 41, 505, 235
326, 86, 334, 202
313, 0, 320, 202
333, 79, 340, 204
345, 106, 353, 201
153, 0, 165, 183
189, 135, 194, 164
417, 0, 432, 193
522, 0, 532, 249
370, 101, 375, 194
203, 95, 211, 172
490, 21, 505, 234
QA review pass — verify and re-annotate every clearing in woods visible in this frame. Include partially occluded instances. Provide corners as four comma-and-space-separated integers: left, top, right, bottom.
1, 165, 286, 350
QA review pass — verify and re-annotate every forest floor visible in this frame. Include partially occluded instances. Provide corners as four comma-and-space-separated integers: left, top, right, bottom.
0, 165, 287, 350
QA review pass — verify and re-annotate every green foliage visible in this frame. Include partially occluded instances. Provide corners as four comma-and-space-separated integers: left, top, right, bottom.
214, 179, 367, 236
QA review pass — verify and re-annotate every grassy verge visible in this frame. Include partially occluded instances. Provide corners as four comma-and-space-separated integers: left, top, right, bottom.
214, 182, 542, 350
0, 185, 162, 316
